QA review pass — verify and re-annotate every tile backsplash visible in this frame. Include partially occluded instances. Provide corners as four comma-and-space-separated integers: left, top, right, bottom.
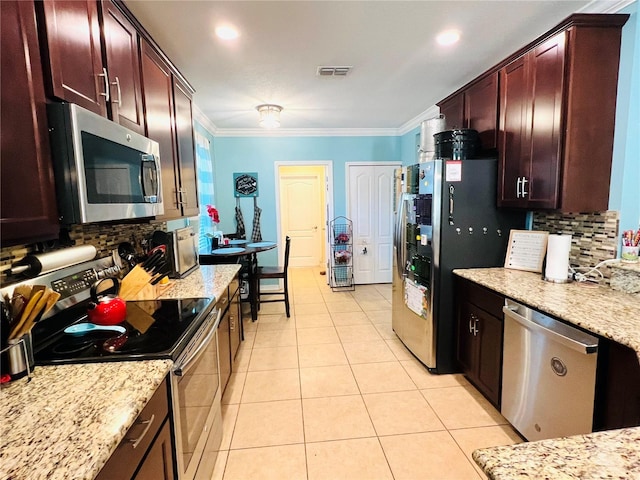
0, 221, 166, 282
532, 210, 619, 283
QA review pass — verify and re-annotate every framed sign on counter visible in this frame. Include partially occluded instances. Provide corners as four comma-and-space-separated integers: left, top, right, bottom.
504, 230, 549, 273
234, 172, 258, 197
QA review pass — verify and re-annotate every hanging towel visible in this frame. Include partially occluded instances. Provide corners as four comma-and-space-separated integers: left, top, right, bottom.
235, 198, 246, 239
251, 197, 263, 242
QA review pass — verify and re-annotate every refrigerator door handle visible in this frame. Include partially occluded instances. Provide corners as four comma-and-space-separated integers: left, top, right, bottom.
395, 193, 407, 277
448, 185, 455, 225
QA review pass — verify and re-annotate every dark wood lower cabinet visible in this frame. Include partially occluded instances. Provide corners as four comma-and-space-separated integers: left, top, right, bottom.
594, 340, 640, 431
455, 277, 505, 408
134, 420, 175, 480
96, 379, 174, 480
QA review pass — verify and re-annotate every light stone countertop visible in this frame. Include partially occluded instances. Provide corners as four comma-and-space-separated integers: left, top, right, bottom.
453, 267, 640, 480
453, 267, 640, 363
154, 264, 241, 301
0, 360, 172, 480
0, 263, 241, 480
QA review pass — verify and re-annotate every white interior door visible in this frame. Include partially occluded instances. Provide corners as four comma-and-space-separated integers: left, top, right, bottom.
348, 163, 397, 284
279, 166, 326, 267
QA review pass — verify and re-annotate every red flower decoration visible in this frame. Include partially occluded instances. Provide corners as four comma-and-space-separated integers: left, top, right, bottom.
206, 205, 220, 224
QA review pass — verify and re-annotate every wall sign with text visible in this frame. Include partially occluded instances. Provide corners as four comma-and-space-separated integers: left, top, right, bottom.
234, 172, 259, 197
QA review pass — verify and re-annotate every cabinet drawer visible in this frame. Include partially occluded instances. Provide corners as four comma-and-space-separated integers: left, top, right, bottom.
456, 277, 504, 318
96, 379, 170, 480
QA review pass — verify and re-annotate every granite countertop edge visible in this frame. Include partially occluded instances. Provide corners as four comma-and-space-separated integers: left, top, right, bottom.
453, 267, 640, 480
0, 263, 241, 480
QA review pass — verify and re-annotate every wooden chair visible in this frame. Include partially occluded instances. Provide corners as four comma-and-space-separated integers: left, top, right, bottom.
257, 236, 291, 317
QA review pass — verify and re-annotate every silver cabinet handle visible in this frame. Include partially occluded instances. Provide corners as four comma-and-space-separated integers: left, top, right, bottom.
111, 76, 122, 106
98, 68, 110, 101
129, 414, 155, 449
521, 177, 528, 198
516, 177, 522, 198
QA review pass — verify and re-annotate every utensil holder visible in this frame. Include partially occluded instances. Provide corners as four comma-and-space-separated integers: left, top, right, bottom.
1, 331, 34, 382
621, 246, 639, 263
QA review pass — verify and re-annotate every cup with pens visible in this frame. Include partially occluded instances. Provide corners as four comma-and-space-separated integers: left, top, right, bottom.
621, 229, 640, 263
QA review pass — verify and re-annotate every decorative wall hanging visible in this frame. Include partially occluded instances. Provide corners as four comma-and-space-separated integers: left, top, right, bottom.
234, 172, 259, 197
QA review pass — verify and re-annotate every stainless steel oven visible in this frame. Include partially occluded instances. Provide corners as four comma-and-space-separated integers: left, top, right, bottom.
3, 256, 223, 480
171, 306, 223, 480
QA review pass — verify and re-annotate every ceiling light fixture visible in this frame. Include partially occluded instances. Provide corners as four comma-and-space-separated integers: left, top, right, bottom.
436, 29, 460, 46
256, 104, 283, 129
215, 25, 239, 40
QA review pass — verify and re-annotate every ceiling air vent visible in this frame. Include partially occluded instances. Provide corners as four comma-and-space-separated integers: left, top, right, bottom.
317, 66, 352, 77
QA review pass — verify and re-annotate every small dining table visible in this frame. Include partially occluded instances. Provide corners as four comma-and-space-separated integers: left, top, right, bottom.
199, 240, 277, 321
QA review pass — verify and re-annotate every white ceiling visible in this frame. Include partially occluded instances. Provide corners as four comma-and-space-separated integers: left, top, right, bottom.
124, 0, 627, 134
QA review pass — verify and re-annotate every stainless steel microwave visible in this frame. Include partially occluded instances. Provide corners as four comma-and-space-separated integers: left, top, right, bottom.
47, 102, 163, 224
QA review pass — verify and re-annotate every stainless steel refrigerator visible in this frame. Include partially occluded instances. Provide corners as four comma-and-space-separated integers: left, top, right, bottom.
392, 160, 525, 373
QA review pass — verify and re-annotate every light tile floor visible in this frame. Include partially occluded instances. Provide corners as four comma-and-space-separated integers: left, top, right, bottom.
212, 267, 522, 480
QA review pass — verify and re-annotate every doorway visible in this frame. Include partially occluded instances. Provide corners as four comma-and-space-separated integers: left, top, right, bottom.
347, 162, 399, 284
275, 162, 333, 268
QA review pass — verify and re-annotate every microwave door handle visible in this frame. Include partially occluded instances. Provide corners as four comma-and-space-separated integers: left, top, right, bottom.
141, 154, 160, 203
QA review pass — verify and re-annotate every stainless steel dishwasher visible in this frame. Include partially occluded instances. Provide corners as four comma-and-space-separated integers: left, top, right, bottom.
501, 299, 599, 441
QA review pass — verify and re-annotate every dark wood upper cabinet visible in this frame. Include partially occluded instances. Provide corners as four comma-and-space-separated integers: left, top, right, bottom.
40, 0, 144, 134
497, 16, 627, 212
498, 55, 529, 207
101, 0, 144, 134
464, 74, 499, 151
438, 93, 464, 131
1, 0, 59, 245
140, 40, 199, 220
173, 78, 199, 218
499, 33, 565, 209
40, 0, 107, 116
140, 40, 181, 219
438, 72, 498, 151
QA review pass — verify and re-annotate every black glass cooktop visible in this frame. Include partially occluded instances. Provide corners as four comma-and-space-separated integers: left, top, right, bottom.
33, 298, 214, 365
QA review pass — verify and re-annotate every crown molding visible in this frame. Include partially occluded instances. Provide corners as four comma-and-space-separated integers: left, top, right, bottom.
192, 104, 218, 135
397, 105, 441, 136
214, 127, 399, 137
579, 0, 635, 14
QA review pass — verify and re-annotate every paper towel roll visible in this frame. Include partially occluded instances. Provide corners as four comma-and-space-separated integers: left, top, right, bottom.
545, 235, 571, 282
12, 245, 97, 277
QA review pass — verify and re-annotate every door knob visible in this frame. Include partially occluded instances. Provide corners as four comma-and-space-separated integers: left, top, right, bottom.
362, 247, 367, 254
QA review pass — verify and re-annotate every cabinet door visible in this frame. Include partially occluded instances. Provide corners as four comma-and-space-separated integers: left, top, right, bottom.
41, 0, 107, 116
133, 419, 175, 480
229, 288, 241, 363
465, 73, 498, 151
438, 93, 464, 131
101, 0, 144, 134
475, 307, 503, 407
527, 32, 565, 209
456, 301, 476, 375
218, 309, 232, 393
1, 1, 59, 245
498, 56, 530, 207
140, 41, 181, 219
173, 78, 199, 217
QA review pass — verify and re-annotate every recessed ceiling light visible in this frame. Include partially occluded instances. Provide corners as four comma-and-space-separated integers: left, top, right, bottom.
436, 29, 460, 46
215, 25, 239, 40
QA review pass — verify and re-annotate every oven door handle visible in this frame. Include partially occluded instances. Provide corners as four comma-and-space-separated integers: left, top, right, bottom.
173, 308, 221, 376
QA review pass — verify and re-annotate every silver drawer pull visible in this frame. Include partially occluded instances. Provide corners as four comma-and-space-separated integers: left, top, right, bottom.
129, 414, 155, 449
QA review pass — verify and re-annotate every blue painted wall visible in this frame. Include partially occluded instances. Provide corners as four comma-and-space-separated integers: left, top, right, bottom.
611, 2, 640, 234
212, 135, 399, 263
